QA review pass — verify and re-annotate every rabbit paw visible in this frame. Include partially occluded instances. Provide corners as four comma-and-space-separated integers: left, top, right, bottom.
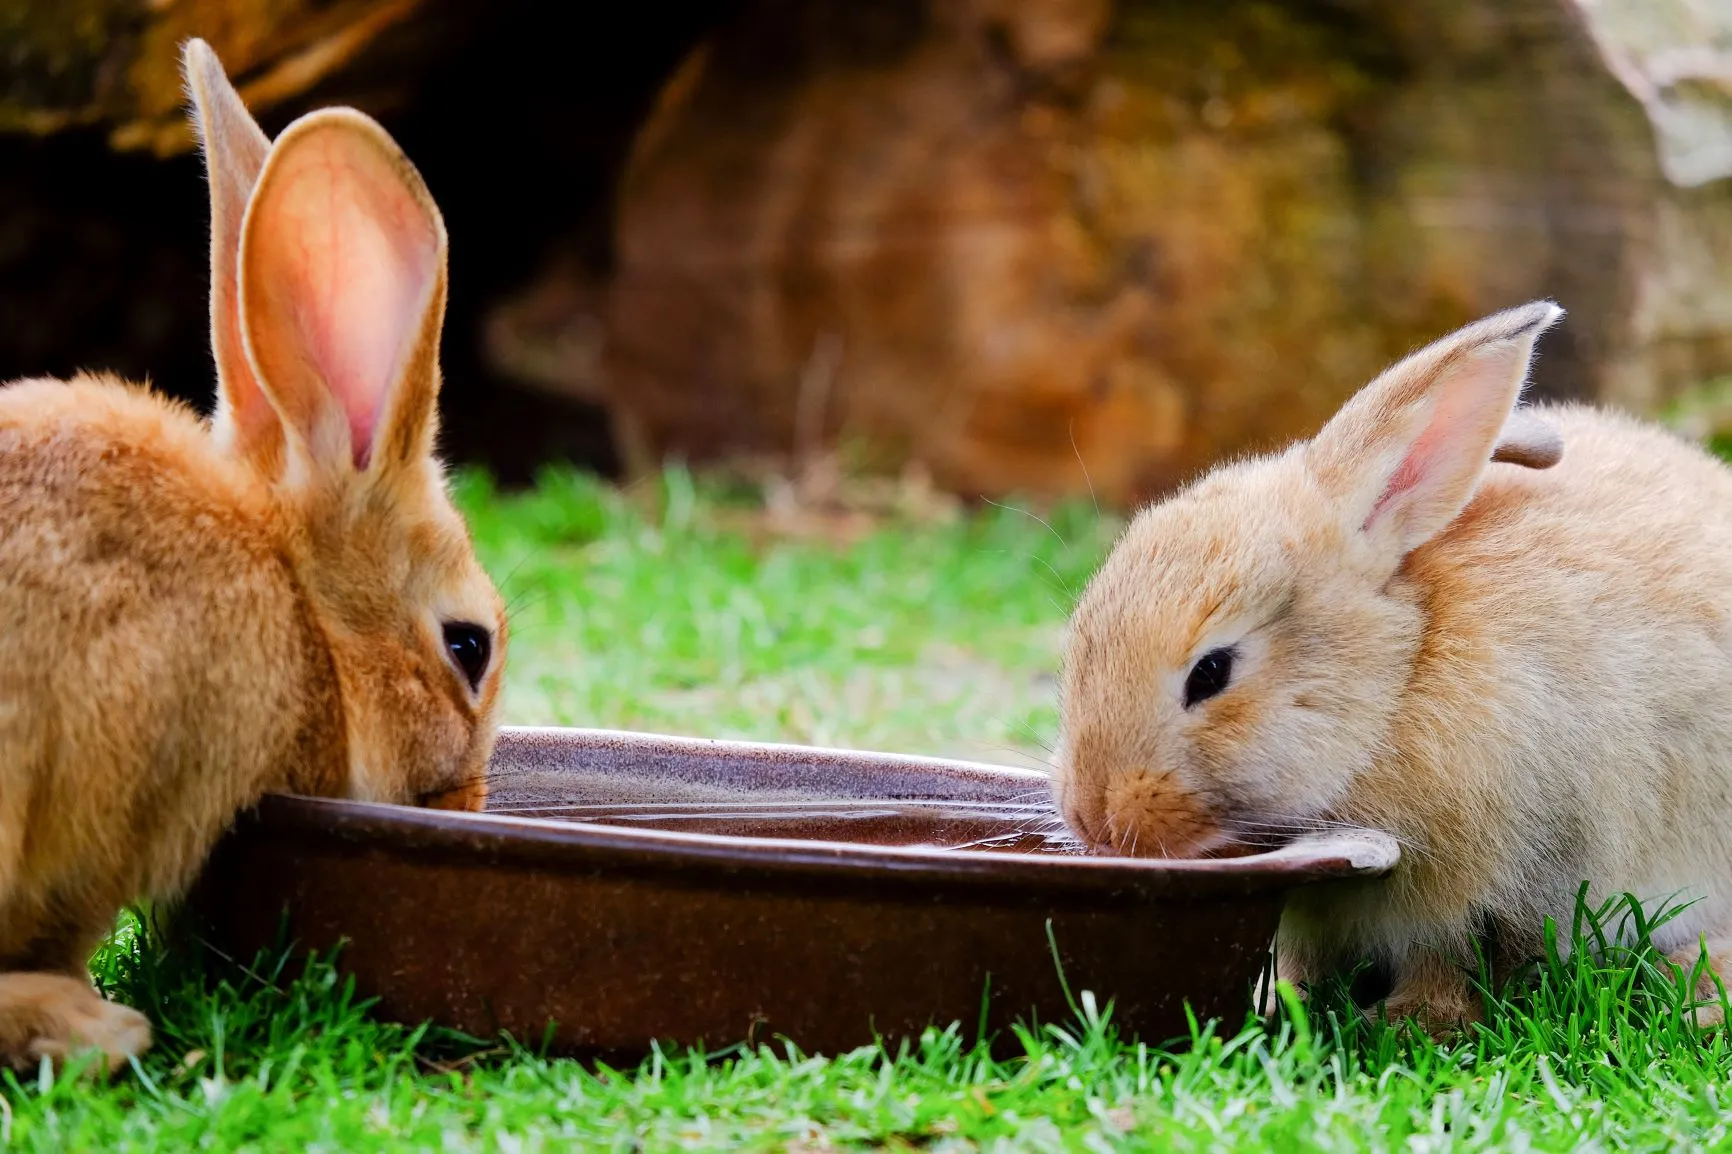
1375, 956, 1480, 1039
0, 973, 151, 1074
1376, 992, 1480, 1039
1667, 939, 1732, 1028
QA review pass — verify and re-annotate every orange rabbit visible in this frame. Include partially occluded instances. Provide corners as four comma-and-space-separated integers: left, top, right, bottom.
0, 40, 506, 1070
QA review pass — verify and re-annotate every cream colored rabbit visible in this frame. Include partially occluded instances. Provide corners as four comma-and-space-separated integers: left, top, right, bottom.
0, 40, 505, 1070
1055, 300, 1732, 1033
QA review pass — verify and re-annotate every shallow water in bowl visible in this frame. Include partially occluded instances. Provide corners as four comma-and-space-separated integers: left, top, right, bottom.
485, 798, 1091, 854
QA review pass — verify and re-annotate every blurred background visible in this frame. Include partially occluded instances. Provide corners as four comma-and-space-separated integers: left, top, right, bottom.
5, 0, 1731, 508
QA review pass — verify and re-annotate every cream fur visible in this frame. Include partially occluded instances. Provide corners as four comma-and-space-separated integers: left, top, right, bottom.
1056, 301, 1732, 1033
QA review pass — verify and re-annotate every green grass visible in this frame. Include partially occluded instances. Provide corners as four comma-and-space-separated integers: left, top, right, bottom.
461, 467, 1115, 763
10, 467, 1732, 1151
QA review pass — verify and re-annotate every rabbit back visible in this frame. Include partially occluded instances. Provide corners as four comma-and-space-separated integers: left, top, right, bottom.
0, 375, 342, 968
1313, 402, 1732, 966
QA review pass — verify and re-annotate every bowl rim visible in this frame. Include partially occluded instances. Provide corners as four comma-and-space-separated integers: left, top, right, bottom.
252, 726, 1400, 897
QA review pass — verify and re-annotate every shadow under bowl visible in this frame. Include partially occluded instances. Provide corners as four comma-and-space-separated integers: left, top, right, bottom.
184, 726, 1398, 1056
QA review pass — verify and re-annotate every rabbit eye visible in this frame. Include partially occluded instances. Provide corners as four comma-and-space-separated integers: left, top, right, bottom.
1184, 646, 1235, 708
442, 622, 491, 692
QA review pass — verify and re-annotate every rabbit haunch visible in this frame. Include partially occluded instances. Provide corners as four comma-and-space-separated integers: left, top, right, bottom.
1056, 301, 1732, 1033
0, 40, 505, 1071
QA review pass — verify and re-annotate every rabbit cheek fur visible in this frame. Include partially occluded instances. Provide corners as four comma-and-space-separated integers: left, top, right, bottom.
1056, 300, 1732, 1034
287, 461, 506, 811
0, 42, 506, 1072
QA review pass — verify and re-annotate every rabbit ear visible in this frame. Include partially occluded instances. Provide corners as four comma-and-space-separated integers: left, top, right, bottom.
1307, 301, 1564, 556
237, 108, 447, 483
182, 38, 283, 471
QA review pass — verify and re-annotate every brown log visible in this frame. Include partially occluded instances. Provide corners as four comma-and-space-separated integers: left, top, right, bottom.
584, 0, 1732, 503
0, 0, 427, 155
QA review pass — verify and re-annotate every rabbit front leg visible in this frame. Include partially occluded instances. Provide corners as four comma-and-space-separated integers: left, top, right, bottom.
0, 972, 150, 1073
0, 851, 151, 1073
0, 927, 151, 1074
0, 721, 151, 1072
1667, 935, 1732, 1028
1378, 948, 1481, 1037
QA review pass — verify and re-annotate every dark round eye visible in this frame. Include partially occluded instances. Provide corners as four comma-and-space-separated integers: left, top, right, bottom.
442, 622, 491, 692
1184, 646, 1235, 709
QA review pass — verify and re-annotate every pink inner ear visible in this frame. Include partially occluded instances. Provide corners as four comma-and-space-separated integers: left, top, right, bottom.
264, 135, 438, 469
1362, 429, 1439, 532
1356, 344, 1521, 543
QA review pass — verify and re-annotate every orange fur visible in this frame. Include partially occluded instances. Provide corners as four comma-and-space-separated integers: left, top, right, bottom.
0, 41, 505, 1070
1058, 301, 1732, 1033
0, 974, 150, 1074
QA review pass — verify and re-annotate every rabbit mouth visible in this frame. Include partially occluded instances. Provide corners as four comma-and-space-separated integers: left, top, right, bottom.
1069, 769, 1308, 859
1096, 809, 1229, 860
1086, 770, 1231, 858
1086, 823, 1254, 860
1095, 811, 1316, 860
420, 778, 489, 812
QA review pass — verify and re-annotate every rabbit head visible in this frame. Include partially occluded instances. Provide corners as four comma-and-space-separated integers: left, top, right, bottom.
184, 41, 505, 809
1054, 302, 1564, 856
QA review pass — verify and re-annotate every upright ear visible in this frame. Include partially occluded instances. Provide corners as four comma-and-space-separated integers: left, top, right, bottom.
1306, 301, 1564, 556
183, 38, 282, 470
236, 108, 447, 483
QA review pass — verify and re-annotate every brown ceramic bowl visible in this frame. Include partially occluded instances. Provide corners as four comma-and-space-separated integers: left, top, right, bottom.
185, 726, 1398, 1056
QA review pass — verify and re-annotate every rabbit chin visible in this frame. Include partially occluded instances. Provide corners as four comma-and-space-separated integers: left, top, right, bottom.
423, 777, 489, 812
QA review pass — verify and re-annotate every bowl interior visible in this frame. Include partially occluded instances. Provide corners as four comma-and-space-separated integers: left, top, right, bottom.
484, 797, 1088, 853
483, 726, 1086, 853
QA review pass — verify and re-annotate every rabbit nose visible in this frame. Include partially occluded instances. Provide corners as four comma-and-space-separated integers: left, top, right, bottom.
1053, 775, 1113, 852
1102, 769, 1220, 858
